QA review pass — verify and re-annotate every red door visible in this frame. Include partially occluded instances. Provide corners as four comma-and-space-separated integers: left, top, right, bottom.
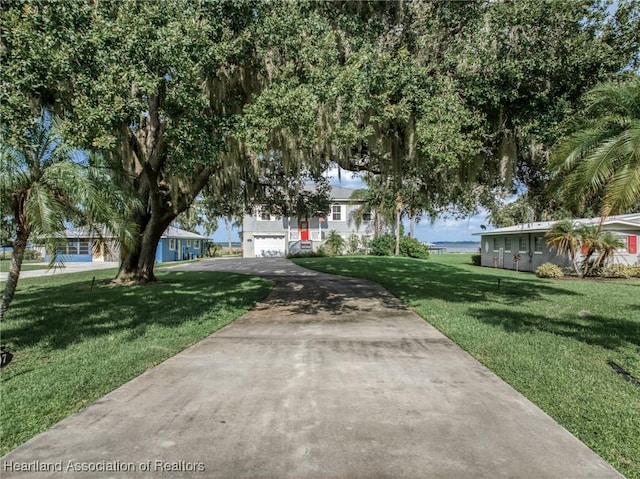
300, 221, 309, 240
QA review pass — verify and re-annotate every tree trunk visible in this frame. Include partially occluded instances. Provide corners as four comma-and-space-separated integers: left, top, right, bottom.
409, 212, 415, 238
225, 217, 232, 252
115, 214, 173, 283
374, 211, 380, 237
395, 208, 401, 256
0, 225, 29, 320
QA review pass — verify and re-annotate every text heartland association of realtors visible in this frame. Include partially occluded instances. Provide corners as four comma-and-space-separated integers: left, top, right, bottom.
3, 460, 206, 473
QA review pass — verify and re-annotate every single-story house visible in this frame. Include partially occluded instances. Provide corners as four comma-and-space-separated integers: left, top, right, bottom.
474, 213, 640, 272
45, 226, 206, 263
155, 226, 206, 262
242, 186, 376, 258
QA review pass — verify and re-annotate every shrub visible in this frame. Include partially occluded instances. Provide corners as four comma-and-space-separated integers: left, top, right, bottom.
606, 264, 633, 279
23, 249, 43, 261
471, 254, 481, 266
535, 263, 564, 278
287, 250, 326, 259
368, 234, 395, 256
606, 264, 640, 278
582, 259, 605, 277
345, 233, 361, 255
399, 236, 430, 259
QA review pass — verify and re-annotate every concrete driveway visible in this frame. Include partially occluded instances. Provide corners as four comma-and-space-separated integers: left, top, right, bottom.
1, 258, 622, 478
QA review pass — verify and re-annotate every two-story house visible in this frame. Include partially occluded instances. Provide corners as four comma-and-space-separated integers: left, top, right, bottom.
242, 186, 376, 258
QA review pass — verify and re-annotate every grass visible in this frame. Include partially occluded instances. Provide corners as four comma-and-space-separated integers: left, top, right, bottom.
292, 254, 640, 479
0, 268, 271, 455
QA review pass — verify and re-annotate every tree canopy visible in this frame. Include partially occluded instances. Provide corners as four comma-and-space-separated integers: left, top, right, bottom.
2, 0, 639, 279
551, 77, 640, 217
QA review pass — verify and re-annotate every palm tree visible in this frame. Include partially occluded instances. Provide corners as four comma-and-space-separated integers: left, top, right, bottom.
551, 77, 640, 217
545, 220, 625, 277
0, 111, 137, 319
323, 230, 345, 256
350, 182, 397, 237
545, 219, 581, 273
592, 230, 625, 271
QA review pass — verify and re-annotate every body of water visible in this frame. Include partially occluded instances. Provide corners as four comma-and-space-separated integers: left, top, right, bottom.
428, 242, 480, 253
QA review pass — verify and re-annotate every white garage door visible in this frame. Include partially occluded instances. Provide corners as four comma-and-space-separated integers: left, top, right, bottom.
254, 235, 285, 257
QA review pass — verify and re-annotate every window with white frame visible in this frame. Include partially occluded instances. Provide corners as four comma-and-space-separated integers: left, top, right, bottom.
504, 237, 512, 252
331, 205, 342, 221
169, 239, 176, 250
493, 237, 500, 251
534, 236, 544, 253
187, 240, 192, 247
362, 210, 372, 222
260, 211, 271, 221
519, 237, 528, 252
194, 240, 200, 249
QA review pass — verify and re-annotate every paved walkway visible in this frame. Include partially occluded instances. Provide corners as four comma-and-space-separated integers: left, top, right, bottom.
1, 258, 623, 478
0, 262, 119, 281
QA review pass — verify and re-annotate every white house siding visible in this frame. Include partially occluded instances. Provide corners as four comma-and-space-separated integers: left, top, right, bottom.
242, 187, 376, 258
477, 216, 640, 273
479, 233, 568, 272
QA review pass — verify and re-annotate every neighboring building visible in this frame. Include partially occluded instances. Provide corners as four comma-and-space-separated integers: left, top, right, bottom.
242, 186, 375, 258
44, 227, 120, 263
474, 213, 640, 272
45, 226, 206, 263
155, 226, 206, 262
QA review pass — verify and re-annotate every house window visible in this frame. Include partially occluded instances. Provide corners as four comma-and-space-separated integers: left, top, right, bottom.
194, 240, 200, 249
78, 240, 90, 255
504, 237, 512, 252
493, 237, 500, 251
332, 205, 342, 221
169, 239, 176, 250
259, 211, 271, 221
187, 240, 192, 247
519, 237, 528, 252
534, 236, 544, 253
362, 211, 372, 222
56, 241, 70, 255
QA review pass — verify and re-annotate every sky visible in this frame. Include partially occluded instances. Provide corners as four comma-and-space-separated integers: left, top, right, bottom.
210, 167, 487, 244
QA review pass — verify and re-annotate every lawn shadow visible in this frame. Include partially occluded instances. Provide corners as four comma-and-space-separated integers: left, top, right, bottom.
469, 307, 640, 351
2, 271, 269, 351
297, 257, 581, 307
254, 273, 408, 318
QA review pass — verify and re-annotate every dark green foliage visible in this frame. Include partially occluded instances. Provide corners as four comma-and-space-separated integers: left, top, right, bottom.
399, 236, 430, 259
471, 254, 481, 266
369, 235, 396, 256
287, 250, 326, 259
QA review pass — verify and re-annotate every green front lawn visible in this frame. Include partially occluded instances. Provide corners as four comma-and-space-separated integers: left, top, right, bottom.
293, 254, 640, 479
0, 269, 271, 455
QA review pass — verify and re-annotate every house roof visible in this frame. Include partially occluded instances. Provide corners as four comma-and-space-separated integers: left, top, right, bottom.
330, 186, 358, 201
61, 225, 206, 240
63, 226, 115, 238
161, 226, 207, 240
474, 213, 640, 236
